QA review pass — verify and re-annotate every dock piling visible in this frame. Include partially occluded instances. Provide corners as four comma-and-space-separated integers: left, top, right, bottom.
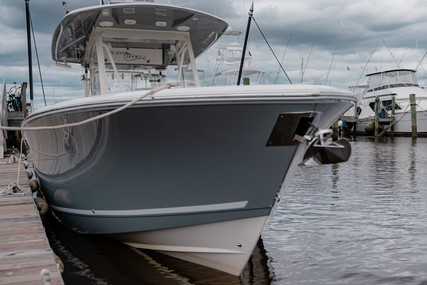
374, 96, 380, 137
409, 94, 417, 138
391, 95, 395, 137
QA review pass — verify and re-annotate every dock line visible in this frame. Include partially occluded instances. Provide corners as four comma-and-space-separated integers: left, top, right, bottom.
0, 82, 179, 132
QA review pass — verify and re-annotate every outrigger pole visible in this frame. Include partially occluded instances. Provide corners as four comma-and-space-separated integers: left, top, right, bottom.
25, 0, 34, 112
237, 2, 253, 86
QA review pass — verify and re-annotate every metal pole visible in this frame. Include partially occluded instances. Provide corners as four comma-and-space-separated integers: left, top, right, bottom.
25, 0, 34, 112
237, 2, 253, 86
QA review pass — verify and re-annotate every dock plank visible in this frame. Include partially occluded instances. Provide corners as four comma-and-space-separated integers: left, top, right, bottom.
0, 158, 64, 285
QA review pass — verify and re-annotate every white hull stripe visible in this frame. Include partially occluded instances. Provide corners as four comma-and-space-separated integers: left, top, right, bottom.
50, 201, 248, 217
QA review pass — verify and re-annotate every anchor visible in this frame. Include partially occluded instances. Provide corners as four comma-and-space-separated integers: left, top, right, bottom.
299, 129, 351, 166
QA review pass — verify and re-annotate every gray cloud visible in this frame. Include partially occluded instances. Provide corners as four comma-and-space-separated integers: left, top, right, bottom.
2, 0, 427, 107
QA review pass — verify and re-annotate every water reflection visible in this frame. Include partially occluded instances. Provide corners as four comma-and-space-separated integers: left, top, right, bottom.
43, 212, 272, 285
263, 137, 427, 285
43, 137, 427, 284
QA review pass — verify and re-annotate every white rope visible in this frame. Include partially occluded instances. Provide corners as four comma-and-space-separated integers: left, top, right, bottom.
1, 138, 25, 195
16, 138, 24, 188
387, 104, 410, 119
1, 84, 177, 194
0, 82, 178, 132
377, 104, 411, 137
416, 102, 427, 114
22, 146, 67, 158
0, 183, 23, 196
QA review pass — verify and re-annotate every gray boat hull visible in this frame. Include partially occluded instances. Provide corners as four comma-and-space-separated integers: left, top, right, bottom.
22, 85, 354, 274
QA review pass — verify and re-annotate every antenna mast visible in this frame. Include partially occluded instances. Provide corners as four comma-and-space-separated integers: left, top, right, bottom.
237, 2, 253, 86
25, 0, 33, 111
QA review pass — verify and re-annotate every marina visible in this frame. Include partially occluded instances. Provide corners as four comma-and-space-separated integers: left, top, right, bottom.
2, 0, 427, 284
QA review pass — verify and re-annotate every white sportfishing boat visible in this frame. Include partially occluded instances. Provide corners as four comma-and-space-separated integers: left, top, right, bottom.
21, 0, 356, 275
212, 29, 269, 86
356, 69, 427, 135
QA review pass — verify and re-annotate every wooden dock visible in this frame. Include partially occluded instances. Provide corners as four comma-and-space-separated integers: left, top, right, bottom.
0, 155, 64, 285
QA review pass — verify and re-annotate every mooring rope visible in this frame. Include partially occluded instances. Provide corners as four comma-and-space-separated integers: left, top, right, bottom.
377, 104, 410, 137
16, 138, 24, 188
0, 83, 177, 194
0, 183, 23, 196
1, 138, 25, 195
0, 82, 178, 132
416, 102, 427, 114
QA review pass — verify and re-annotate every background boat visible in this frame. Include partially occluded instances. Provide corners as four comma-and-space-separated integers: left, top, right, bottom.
212, 29, 269, 86
347, 69, 427, 136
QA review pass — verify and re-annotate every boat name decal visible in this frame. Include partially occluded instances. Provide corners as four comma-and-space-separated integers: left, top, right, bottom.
111, 50, 147, 62
109, 47, 163, 65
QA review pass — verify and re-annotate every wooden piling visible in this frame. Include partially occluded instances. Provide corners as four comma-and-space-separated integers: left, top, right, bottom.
409, 94, 417, 138
374, 96, 380, 137
332, 120, 339, 140
391, 95, 395, 137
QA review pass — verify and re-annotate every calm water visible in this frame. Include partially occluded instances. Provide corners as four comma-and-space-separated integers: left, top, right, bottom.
43, 137, 427, 284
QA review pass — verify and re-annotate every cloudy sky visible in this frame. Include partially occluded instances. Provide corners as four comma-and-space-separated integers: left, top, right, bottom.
2, 0, 427, 107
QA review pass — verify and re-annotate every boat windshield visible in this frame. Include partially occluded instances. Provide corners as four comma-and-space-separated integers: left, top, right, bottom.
367, 69, 419, 92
